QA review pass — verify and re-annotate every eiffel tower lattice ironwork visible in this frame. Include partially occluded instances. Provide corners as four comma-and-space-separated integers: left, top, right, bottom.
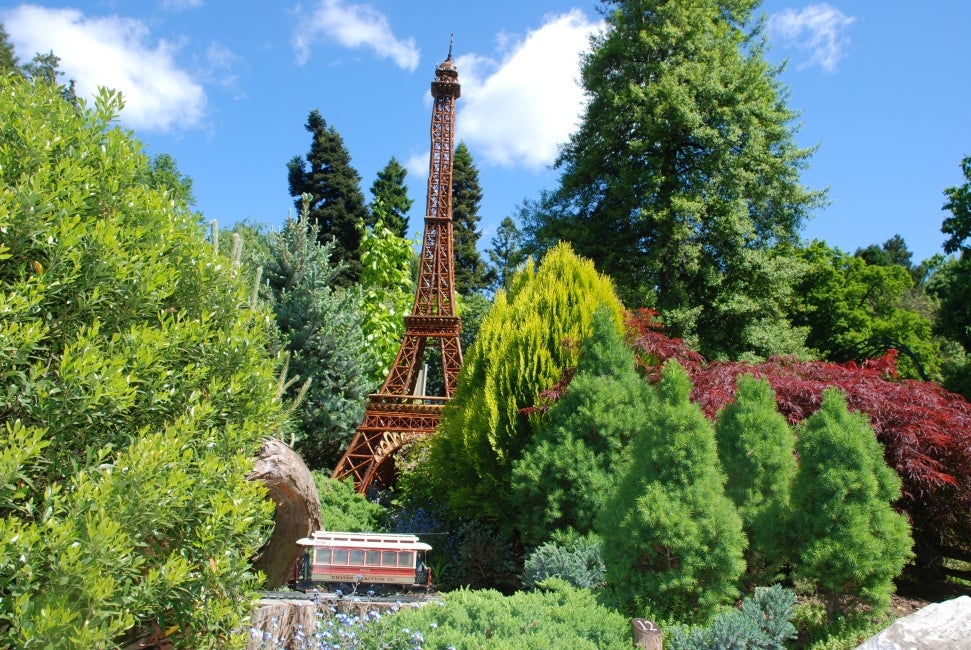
332, 42, 463, 493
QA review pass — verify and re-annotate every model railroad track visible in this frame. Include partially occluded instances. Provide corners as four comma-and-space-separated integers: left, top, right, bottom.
259, 590, 437, 604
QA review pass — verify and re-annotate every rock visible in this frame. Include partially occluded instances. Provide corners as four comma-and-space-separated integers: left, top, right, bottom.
856, 596, 971, 650
247, 439, 322, 588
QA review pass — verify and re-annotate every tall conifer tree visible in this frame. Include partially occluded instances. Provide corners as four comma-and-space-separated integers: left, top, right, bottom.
451, 142, 489, 295
486, 216, 526, 293
287, 110, 369, 285
522, 0, 823, 357
0, 24, 19, 73
369, 156, 413, 238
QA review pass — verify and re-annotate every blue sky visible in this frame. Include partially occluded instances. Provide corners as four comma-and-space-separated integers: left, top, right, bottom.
3, 1, 970, 265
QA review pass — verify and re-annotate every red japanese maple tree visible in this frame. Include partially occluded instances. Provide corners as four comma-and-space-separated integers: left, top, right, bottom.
625, 308, 971, 560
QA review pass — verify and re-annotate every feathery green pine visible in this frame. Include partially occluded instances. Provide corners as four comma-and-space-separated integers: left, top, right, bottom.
715, 375, 797, 583
510, 306, 651, 545
427, 243, 625, 523
597, 361, 746, 623
789, 389, 913, 616
0, 75, 285, 647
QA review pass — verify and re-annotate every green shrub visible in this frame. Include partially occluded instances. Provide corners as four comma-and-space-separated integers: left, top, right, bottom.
715, 375, 797, 584
368, 578, 631, 649
789, 389, 913, 617
450, 520, 521, 594
0, 74, 284, 647
315, 474, 387, 532
510, 306, 651, 546
597, 361, 746, 624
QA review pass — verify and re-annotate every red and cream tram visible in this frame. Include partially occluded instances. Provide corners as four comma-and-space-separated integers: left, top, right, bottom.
294, 531, 432, 594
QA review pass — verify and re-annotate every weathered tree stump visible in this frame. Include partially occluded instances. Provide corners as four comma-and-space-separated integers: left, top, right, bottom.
247, 438, 322, 588
632, 618, 662, 650
247, 599, 319, 650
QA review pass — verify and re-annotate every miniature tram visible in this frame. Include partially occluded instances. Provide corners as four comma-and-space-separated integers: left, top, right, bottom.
293, 531, 432, 595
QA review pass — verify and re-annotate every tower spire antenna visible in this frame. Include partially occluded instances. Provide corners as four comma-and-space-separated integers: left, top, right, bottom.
447, 33, 454, 60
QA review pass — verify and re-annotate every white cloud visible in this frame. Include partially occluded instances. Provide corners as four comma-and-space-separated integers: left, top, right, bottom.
455, 9, 602, 169
768, 3, 855, 73
292, 0, 419, 72
1, 4, 206, 132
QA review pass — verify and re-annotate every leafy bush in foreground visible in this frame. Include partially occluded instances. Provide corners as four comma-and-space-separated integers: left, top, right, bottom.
1, 74, 284, 647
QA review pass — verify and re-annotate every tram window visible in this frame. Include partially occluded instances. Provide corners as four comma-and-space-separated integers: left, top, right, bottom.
349, 550, 365, 565
315, 548, 332, 564
366, 551, 381, 566
333, 549, 348, 564
399, 551, 414, 567
382, 551, 397, 566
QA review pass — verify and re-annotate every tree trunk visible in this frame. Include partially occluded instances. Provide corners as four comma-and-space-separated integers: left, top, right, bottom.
247, 439, 322, 588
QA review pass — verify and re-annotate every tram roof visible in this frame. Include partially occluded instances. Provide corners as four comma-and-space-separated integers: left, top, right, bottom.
296, 530, 432, 551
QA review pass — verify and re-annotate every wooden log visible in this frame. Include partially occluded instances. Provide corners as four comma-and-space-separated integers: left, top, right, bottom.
247, 439, 322, 588
632, 618, 662, 650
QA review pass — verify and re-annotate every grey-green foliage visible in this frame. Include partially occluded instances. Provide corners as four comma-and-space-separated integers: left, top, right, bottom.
366, 578, 631, 649
789, 389, 913, 616
715, 375, 797, 583
666, 584, 798, 650
597, 360, 746, 623
523, 533, 606, 590
0, 74, 284, 647
261, 205, 377, 470
510, 305, 650, 546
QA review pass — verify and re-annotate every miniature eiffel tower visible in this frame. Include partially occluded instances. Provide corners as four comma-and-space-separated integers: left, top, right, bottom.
332, 41, 463, 493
